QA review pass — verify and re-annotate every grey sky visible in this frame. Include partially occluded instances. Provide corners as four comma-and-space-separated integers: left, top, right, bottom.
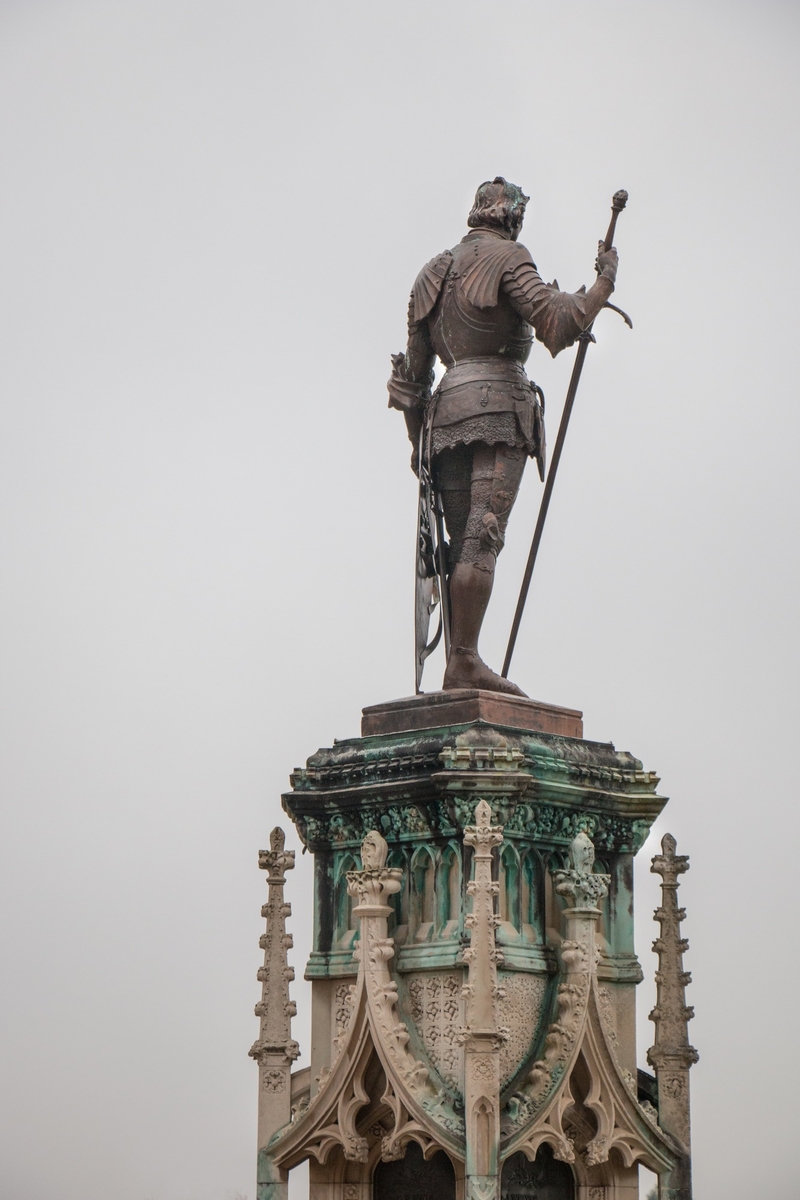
0, 2, 797, 1198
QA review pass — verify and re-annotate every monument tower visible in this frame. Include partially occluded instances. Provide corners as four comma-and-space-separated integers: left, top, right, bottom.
249, 182, 697, 1200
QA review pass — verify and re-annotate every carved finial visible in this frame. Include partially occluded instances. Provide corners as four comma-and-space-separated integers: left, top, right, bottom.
647, 832, 697, 1159
554, 831, 609, 911
568, 829, 595, 874
463, 798, 505, 854
258, 825, 295, 882
475, 797, 491, 827
651, 832, 689, 885
346, 830, 403, 916
360, 828, 388, 870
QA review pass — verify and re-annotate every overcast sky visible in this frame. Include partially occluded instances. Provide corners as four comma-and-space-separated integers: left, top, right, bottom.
1, 3, 798, 1198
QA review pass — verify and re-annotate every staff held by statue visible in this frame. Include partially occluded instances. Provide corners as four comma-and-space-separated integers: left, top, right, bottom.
501, 189, 631, 679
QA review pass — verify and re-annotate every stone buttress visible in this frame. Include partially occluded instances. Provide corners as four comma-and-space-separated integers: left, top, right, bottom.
251, 691, 697, 1200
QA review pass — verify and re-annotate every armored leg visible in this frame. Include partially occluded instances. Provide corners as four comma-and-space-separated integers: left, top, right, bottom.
435, 442, 527, 695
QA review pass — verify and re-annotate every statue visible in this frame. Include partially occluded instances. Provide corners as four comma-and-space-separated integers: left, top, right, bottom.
388, 177, 619, 696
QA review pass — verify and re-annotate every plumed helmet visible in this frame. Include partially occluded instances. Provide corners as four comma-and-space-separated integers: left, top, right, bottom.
467, 176, 530, 234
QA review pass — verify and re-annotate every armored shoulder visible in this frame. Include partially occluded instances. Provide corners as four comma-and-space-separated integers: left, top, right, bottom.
459, 238, 534, 310
409, 250, 454, 323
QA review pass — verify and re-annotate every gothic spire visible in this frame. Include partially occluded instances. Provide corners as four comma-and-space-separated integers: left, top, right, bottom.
648, 833, 697, 1197
250, 827, 300, 1180
462, 799, 506, 1200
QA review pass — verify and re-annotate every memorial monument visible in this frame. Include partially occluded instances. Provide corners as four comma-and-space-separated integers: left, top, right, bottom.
249, 181, 697, 1200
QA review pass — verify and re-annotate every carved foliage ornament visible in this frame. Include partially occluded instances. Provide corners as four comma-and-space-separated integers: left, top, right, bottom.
553, 831, 610, 911
290, 796, 650, 855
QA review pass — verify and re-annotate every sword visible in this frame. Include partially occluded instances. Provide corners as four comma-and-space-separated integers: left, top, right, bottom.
414, 411, 450, 691
501, 189, 630, 680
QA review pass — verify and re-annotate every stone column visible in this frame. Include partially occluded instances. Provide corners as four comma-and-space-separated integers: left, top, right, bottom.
250, 828, 300, 1200
647, 834, 697, 1200
462, 799, 505, 1200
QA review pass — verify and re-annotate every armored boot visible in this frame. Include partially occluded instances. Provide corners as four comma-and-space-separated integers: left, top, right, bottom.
442, 561, 527, 696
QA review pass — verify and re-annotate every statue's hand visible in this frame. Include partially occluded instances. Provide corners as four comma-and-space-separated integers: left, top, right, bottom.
390, 351, 408, 379
595, 241, 618, 284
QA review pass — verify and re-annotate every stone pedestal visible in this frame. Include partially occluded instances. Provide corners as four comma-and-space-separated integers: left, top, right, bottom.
251, 694, 695, 1200
361, 690, 583, 739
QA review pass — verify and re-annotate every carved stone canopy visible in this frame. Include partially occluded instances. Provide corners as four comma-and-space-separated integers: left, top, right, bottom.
257, 717, 692, 1200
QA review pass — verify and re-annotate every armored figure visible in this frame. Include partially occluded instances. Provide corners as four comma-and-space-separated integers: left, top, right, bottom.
389, 177, 619, 695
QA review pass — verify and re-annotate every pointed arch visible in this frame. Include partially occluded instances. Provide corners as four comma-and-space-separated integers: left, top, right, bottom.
543, 851, 568, 949
498, 843, 521, 943
519, 849, 543, 944
410, 845, 437, 942
593, 857, 611, 957
374, 1138, 456, 1200
501, 1147, 574, 1200
435, 841, 462, 939
503, 980, 680, 1179
387, 846, 410, 944
336, 853, 359, 950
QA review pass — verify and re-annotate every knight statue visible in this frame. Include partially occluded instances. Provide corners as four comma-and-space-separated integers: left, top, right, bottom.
388, 177, 619, 696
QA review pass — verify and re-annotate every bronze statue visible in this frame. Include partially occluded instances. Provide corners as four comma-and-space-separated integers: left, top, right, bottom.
389, 177, 619, 696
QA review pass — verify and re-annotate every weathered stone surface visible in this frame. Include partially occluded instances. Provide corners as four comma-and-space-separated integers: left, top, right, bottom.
285, 723, 662, 852
647, 834, 697, 1198
257, 712, 690, 1199
284, 720, 662, 989
251, 828, 299, 1200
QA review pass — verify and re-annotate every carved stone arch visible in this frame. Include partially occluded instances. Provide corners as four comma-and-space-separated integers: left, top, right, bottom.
574, 1142, 633, 1193
435, 841, 462, 939
501, 1146, 575, 1200
409, 844, 437, 943
373, 1138, 457, 1200
562, 1049, 601, 1160
276, 1007, 375, 1169
498, 842, 521, 943
574, 993, 676, 1176
334, 1061, 450, 1186
336, 853, 359, 949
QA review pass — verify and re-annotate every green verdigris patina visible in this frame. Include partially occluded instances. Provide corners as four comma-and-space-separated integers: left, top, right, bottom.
255, 700, 690, 1200
282, 719, 664, 985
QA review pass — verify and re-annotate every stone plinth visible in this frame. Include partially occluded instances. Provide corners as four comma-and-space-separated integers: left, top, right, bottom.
361, 689, 583, 738
263, 706, 685, 1200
